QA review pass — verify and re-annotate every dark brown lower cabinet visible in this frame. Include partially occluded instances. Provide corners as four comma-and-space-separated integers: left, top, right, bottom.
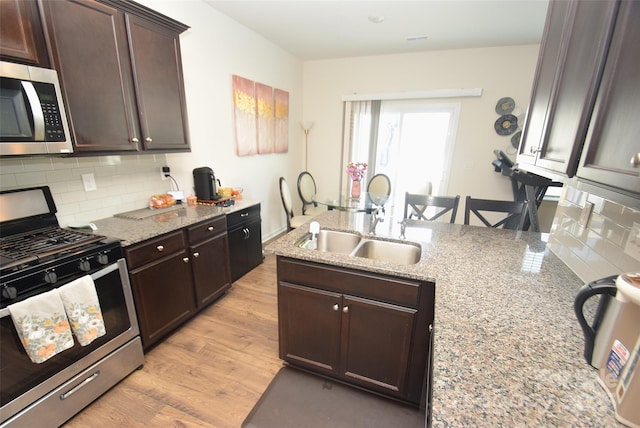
125, 216, 231, 350
126, 231, 195, 349
277, 256, 434, 406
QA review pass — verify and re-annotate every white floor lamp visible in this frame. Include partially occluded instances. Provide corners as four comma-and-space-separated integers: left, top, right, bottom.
301, 122, 314, 171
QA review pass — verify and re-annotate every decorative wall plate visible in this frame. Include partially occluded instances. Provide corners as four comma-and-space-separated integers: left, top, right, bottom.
511, 130, 522, 148
495, 97, 515, 115
494, 114, 518, 135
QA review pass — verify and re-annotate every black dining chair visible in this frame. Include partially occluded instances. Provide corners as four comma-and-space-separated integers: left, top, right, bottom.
297, 171, 324, 216
404, 193, 460, 223
464, 196, 529, 230
279, 177, 316, 231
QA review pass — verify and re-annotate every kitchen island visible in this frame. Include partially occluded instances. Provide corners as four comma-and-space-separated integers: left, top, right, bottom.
266, 210, 620, 426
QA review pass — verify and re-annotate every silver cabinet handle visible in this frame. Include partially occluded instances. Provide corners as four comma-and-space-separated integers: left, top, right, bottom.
131, 137, 139, 143
156, 245, 164, 252
631, 153, 640, 167
529, 146, 541, 154
342, 306, 349, 313
145, 137, 153, 143
332, 304, 339, 311
241, 212, 249, 217
183, 257, 189, 263
193, 252, 200, 258
208, 226, 214, 231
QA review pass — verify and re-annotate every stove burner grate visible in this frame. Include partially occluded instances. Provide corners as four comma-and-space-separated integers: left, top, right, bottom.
0, 227, 104, 262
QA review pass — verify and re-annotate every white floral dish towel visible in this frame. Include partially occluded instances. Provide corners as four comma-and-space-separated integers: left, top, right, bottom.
8, 289, 75, 363
59, 275, 106, 346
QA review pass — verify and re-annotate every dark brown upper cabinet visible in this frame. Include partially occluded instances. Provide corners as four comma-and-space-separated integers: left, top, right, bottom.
517, 0, 618, 178
0, 0, 49, 67
518, 0, 639, 196
40, 0, 190, 154
576, 0, 640, 194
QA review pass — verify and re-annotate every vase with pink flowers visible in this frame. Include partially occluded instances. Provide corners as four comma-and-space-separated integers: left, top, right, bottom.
346, 162, 367, 199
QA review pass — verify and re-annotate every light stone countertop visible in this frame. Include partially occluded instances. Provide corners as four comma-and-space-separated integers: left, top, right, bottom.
88, 199, 260, 247
265, 210, 622, 427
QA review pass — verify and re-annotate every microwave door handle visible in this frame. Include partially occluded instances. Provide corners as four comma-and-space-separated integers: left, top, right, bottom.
21, 81, 45, 141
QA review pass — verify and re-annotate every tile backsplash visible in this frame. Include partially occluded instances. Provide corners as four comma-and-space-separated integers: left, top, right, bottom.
549, 185, 640, 283
0, 154, 171, 227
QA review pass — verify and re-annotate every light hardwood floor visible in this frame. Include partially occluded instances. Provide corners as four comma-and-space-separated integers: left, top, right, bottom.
64, 254, 282, 428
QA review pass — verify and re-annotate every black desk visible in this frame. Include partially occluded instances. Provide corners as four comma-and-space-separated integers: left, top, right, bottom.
493, 151, 562, 232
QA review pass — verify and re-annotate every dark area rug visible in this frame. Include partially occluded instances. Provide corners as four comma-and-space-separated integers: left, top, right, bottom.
242, 366, 425, 428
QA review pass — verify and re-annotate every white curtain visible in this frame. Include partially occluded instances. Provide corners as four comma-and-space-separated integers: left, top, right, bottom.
340, 100, 381, 196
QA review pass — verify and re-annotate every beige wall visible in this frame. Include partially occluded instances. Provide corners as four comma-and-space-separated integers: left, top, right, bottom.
302, 45, 541, 213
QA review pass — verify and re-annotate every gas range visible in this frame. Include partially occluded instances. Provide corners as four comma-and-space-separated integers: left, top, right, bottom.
0, 186, 121, 308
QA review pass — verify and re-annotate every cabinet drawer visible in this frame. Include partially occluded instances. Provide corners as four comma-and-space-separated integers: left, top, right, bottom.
226, 204, 261, 229
125, 230, 186, 269
277, 257, 421, 308
187, 215, 227, 244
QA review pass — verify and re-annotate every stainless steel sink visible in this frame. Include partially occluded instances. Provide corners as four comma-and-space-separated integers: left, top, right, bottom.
351, 239, 422, 265
317, 230, 362, 254
297, 229, 421, 265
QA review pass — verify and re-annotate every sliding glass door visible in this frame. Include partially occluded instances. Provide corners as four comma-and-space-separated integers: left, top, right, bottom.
343, 99, 460, 217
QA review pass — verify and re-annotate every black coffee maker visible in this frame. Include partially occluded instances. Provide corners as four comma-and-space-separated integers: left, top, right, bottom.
193, 167, 220, 200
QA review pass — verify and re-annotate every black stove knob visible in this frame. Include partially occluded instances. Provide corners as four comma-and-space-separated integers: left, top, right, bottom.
97, 253, 109, 265
44, 270, 57, 284
79, 259, 91, 272
2, 286, 17, 299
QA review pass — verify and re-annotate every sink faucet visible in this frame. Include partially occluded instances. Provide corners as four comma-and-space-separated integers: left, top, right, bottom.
369, 206, 385, 235
400, 219, 407, 240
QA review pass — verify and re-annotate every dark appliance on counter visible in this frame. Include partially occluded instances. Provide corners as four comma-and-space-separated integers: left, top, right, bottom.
0, 61, 73, 156
193, 166, 220, 201
0, 186, 144, 427
574, 273, 640, 428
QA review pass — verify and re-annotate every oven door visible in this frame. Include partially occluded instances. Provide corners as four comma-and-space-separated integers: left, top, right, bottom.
0, 259, 140, 423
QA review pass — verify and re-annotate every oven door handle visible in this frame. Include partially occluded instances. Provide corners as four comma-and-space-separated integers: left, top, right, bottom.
60, 371, 100, 400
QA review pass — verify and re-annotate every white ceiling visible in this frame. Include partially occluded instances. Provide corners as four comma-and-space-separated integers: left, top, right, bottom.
203, 0, 550, 60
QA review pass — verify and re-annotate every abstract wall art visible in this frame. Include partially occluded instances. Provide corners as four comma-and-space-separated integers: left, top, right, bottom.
232, 75, 289, 156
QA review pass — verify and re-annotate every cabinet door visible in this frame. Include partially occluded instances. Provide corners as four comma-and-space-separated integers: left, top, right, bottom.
0, 0, 49, 66
228, 219, 262, 282
191, 234, 231, 308
577, 0, 640, 194
518, 0, 618, 176
244, 218, 263, 273
518, 0, 571, 168
42, 0, 139, 152
128, 250, 195, 349
126, 14, 190, 151
278, 283, 342, 376
340, 295, 416, 398
228, 224, 247, 282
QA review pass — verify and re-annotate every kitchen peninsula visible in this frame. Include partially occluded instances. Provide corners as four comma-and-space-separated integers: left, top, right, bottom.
266, 210, 620, 426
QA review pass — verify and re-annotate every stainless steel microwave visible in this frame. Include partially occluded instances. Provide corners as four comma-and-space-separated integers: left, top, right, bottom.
0, 61, 73, 156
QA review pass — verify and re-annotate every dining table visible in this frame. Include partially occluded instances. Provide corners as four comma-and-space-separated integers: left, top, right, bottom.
315, 192, 391, 214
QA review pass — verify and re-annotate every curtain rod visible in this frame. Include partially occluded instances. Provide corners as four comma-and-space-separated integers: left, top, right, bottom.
342, 88, 482, 101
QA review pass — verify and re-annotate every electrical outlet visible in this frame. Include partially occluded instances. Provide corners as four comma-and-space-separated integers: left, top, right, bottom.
624, 222, 640, 262
579, 202, 594, 227
81, 173, 97, 191
161, 166, 170, 180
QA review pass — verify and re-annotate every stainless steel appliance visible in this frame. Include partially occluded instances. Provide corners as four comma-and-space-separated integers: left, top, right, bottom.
0, 186, 143, 427
0, 61, 73, 156
193, 166, 220, 201
575, 273, 640, 428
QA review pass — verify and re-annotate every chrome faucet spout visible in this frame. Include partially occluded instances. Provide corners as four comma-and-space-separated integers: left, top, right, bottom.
369, 206, 385, 235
